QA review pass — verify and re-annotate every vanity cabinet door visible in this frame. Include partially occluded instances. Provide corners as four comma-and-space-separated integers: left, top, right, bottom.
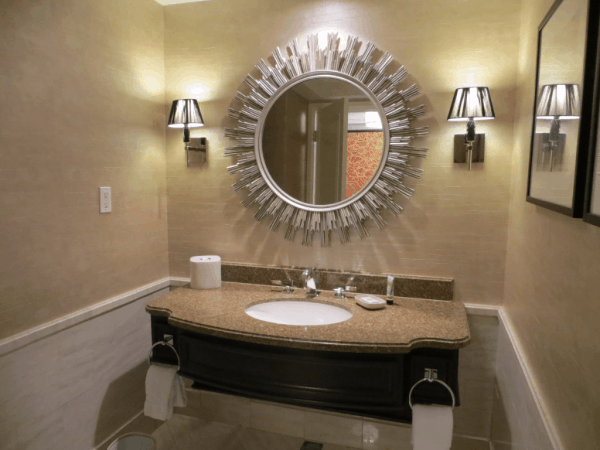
178, 331, 406, 417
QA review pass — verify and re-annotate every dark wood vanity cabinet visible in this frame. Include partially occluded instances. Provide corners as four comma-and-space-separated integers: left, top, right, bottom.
150, 315, 460, 423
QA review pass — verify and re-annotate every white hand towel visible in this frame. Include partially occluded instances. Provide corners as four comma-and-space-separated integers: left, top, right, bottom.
412, 404, 453, 450
144, 363, 188, 421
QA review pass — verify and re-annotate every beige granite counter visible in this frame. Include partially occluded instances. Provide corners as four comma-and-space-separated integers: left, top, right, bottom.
145, 282, 470, 353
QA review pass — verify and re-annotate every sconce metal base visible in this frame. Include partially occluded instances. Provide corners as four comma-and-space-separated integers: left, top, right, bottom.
535, 132, 565, 172
454, 134, 485, 169
186, 137, 207, 167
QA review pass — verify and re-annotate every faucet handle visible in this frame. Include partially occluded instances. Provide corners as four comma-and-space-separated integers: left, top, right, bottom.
333, 286, 356, 298
271, 280, 294, 293
333, 287, 346, 298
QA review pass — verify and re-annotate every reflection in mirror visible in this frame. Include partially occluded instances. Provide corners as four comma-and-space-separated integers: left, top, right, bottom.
262, 77, 383, 206
529, 0, 587, 207
591, 114, 600, 215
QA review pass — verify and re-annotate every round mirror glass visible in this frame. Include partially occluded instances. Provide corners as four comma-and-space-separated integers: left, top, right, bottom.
262, 77, 384, 206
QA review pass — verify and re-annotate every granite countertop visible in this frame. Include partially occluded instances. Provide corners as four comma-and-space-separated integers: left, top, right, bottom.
145, 282, 470, 353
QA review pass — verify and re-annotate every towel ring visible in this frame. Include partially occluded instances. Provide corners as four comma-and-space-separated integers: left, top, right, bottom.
147, 341, 180, 370
408, 369, 455, 410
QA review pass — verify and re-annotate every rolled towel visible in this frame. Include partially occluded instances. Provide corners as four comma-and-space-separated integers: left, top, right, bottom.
412, 404, 453, 450
144, 363, 187, 421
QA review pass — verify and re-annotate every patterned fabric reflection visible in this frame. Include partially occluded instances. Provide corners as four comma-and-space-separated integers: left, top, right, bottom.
346, 132, 384, 198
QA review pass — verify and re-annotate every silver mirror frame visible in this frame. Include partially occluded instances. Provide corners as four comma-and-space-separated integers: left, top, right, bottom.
225, 33, 429, 246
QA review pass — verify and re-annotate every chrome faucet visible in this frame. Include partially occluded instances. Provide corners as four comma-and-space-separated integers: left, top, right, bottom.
333, 275, 358, 298
301, 268, 312, 288
270, 280, 294, 293
302, 268, 319, 298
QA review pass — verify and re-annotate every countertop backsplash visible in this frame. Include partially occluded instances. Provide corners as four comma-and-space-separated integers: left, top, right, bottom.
220, 262, 454, 301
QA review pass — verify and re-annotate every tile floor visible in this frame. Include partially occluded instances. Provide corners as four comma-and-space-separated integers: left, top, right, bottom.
152, 415, 357, 450
152, 414, 489, 450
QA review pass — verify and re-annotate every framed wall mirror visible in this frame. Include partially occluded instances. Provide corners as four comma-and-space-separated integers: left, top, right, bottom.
225, 33, 428, 246
260, 74, 387, 208
584, 13, 600, 226
584, 111, 600, 225
526, 0, 599, 216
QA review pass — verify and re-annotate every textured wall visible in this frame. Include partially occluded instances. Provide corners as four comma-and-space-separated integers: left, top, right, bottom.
164, 0, 521, 305
0, 0, 168, 339
504, 0, 600, 448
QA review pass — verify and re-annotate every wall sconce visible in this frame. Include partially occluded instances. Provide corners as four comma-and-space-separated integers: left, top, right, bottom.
167, 99, 207, 166
447, 87, 495, 170
535, 84, 580, 172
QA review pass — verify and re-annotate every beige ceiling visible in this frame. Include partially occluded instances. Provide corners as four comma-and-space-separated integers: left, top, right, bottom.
154, 0, 215, 5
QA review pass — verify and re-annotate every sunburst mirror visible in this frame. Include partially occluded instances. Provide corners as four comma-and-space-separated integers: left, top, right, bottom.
225, 33, 428, 246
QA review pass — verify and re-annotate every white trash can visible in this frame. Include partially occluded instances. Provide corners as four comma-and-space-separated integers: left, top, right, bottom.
107, 433, 156, 450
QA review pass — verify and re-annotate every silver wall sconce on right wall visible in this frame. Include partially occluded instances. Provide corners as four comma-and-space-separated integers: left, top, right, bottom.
447, 87, 495, 170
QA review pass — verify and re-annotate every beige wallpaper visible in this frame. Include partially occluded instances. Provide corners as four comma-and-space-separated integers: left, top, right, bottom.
0, 0, 168, 340
164, 0, 522, 305
504, 0, 600, 448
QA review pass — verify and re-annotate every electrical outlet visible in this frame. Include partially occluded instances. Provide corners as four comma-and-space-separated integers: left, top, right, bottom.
99, 187, 112, 213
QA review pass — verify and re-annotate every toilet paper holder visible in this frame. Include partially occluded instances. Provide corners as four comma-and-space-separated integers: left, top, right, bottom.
408, 368, 455, 410
147, 341, 181, 370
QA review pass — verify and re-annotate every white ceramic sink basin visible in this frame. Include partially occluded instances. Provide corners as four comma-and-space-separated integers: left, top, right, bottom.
245, 300, 352, 326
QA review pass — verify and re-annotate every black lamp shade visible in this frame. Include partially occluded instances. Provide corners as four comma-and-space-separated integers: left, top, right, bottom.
168, 99, 204, 128
536, 84, 580, 120
447, 87, 495, 121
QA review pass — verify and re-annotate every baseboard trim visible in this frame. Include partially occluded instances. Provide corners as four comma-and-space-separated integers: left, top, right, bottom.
170, 276, 191, 286
0, 277, 171, 357
497, 308, 564, 450
464, 303, 500, 316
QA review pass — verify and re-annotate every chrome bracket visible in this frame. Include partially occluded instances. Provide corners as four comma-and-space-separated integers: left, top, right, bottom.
186, 137, 207, 167
408, 367, 455, 410
424, 368, 438, 381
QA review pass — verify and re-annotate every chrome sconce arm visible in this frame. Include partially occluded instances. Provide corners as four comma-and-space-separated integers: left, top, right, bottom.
185, 137, 207, 167
448, 87, 495, 171
464, 118, 476, 171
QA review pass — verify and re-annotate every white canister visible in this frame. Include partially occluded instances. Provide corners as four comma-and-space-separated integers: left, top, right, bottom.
189, 255, 222, 290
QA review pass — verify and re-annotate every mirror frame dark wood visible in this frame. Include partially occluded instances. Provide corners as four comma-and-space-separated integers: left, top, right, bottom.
584, 8, 600, 226
525, 0, 600, 217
